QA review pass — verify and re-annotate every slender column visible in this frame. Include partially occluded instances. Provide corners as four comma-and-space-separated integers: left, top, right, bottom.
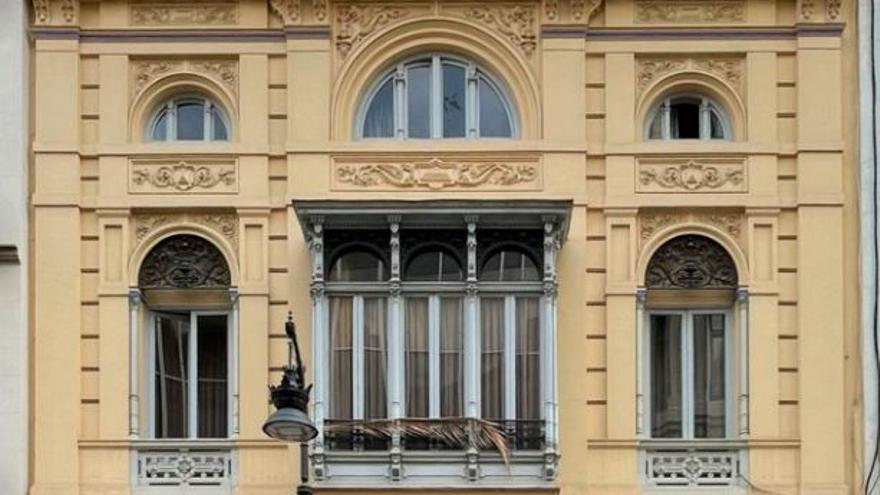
541, 217, 560, 480
635, 288, 647, 438
387, 216, 404, 480
229, 288, 240, 438
737, 288, 750, 438
307, 218, 326, 478
464, 217, 480, 481
129, 288, 142, 438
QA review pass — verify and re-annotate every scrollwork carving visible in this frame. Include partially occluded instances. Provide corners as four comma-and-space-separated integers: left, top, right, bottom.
131, 59, 238, 99
637, 158, 746, 193
129, 2, 238, 25
635, 0, 745, 23
134, 212, 239, 249
131, 161, 236, 193
138, 234, 231, 289
335, 4, 416, 58
645, 234, 738, 289
334, 158, 540, 191
269, 0, 300, 24
639, 210, 742, 243
637, 56, 744, 95
451, 4, 538, 57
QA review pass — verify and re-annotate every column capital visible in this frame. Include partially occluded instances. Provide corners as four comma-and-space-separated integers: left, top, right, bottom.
128, 288, 142, 307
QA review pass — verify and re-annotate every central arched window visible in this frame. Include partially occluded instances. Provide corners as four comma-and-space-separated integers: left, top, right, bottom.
645, 94, 730, 141
148, 95, 230, 142
359, 55, 516, 139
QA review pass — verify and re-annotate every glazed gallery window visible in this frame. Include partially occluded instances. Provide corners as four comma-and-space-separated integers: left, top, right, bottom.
648, 311, 731, 439
148, 96, 229, 142
150, 312, 230, 439
359, 55, 515, 139
646, 94, 730, 140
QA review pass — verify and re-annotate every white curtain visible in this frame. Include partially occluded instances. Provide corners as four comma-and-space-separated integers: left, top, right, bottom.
440, 297, 463, 416
480, 298, 505, 420
329, 297, 353, 419
405, 298, 429, 417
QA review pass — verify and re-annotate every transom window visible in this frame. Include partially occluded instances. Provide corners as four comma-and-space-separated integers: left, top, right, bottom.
148, 95, 229, 142
359, 55, 516, 139
646, 94, 730, 140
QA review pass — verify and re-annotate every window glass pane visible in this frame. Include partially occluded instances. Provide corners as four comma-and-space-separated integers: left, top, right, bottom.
670, 100, 700, 139
407, 64, 431, 138
515, 297, 540, 420
710, 110, 725, 139
481, 250, 540, 282
405, 298, 429, 418
650, 314, 683, 438
363, 78, 394, 138
693, 313, 727, 438
329, 297, 353, 419
405, 250, 463, 282
154, 315, 189, 438
197, 315, 228, 438
440, 297, 463, 416
478, 78, 512, 137
363, 297, 387, 419
480, 298, 505, 419
212, 110, 228, 141
647, 110, 663, 139
176, 101, 205, 140
442, 63, 466, 137
151, 111, 168, 141
329, 251, 386, 282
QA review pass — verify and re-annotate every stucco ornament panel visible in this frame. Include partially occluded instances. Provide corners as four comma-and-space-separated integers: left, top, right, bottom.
129, 2, 238, 26
332, 156, 542, 191
826, 0, 841, 21
634, 0, 745, 23
131, 59, 239, 100
32, 0, 78, 25
645, 234, 738, 289
138, 234, 231, 289
640, 210, 742, 243
334, 3, 431, 59
637, 157, 746, 193
130, 159, 237, 194
637, 56, 744, 96
443, 3, 539, 58
544, 0, 603, 23
269, 0, 301, 24
134, 212, 239, 249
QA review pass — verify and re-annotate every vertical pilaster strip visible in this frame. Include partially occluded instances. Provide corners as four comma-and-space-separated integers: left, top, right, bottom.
737, 288, 749, 438
464, 216, 480, 480
635, 287, 647, 438
542, 217, 560, 479
387, 216, 403, 479
307, 217, 326, 478
129, 288, 142, 438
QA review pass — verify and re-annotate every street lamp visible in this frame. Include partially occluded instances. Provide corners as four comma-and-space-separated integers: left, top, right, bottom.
263, 312, 317, 495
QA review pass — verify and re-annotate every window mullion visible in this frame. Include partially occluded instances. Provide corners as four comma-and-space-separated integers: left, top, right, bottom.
504, 296, 516, 421
431, 56, 443, 138
467, 66, 478, 138
661, 99, 671, 140
204, 100, 212, 141
429, 295, 440, 418
394, 67, 406, 139
353, 297, 365, 420
167, 101, 176, 141
188, 313, 198, 439
699, 98, 711, 140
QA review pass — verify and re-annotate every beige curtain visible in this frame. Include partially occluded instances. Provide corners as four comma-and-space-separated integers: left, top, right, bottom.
693, 313, 726, 438
363, 297, 387, 419
405, 298, 429, 417
650, 314, 682, 438
515, 298, 540, 420
329, 297, 353, 419
480, 298, 505, 420
440, 297, 463, 416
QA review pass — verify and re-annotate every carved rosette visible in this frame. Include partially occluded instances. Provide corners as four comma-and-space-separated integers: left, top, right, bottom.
129, 2, 238, 26
130, 59, 239, 100
445, 3, 539, 58
138, 234, 231, 289
637, 158, 746, 193
645, 234, 738, 289
130, 159, 238, 194
332, 157, 542, 191
634, 0, 745, 24
639, 210, 742, 244
134, 212, 239, 249
637, 56, 744, 96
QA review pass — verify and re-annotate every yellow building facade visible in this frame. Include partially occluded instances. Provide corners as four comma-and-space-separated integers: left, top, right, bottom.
28, 0, 863, 494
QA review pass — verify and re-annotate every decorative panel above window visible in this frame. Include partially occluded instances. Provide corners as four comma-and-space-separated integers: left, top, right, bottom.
138, 234, 231, 290
148, 95, 230, 142
645, 235, 738, 289
359, 55, 516, 139
645, 94, 731, 141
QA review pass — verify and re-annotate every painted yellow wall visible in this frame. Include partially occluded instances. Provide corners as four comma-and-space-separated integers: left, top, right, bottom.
28, 0, 861, 494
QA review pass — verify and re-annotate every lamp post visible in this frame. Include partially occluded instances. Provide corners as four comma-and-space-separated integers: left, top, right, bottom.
263, 312, 318, 495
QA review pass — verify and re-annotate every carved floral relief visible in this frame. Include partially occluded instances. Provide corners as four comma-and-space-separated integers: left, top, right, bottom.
32, 0, 78, 25
334, 3, 427, 59
444, 3, 539, 57
634, 0, 745, 24
131, 59, 239, 100
332, 156, 542, 191
138, 234, 232, 289
645, 234, 738, 289
637, 56, 744, 96
134, 212, 239, 249
129, 159, 238, 194
544, 0, 603, 23
129, 2, 238, 26
637, 157, 746, 193
640, 210, 742, 243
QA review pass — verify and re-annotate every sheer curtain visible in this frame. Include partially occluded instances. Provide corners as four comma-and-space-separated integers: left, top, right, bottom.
362, 79, 394, 138
480, 298, 505, 420
515, 298, 540, 420
440, 297, 463, 416
155, 315, 189, 438
197, 315, 228, 438
651, 314, 683, 438
363, 298, 387, 419
405, 298, 429, 417
329, 297, 353, 419
693, 314, 726, 438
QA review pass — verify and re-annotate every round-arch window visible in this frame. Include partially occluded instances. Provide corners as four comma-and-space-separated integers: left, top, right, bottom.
329, 250, 387, 282
360, 55, 515, 139
148, 95, 229, 142
481, 249, 540, 282
405, 249, 464, 282
646, 94, 730, 140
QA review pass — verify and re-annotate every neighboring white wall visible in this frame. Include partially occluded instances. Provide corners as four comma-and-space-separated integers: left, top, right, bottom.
861, 0, 880, 493
0, 1, 28, 494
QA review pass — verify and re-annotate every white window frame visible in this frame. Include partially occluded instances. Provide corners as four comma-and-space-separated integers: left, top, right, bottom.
644, 94, 732, 141
643, 309, 735, 440
146, 95, 230, 142
147, 310, 233, 439
356, 54, 518, 140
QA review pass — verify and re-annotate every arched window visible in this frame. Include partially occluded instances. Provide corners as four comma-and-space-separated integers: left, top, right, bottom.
148, 95, 230, 142
359, 55, 516, 139
645, 94, 731, 141
405, 248, 464, 282
328, 249, 388, 282
480, 248, 541, 282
